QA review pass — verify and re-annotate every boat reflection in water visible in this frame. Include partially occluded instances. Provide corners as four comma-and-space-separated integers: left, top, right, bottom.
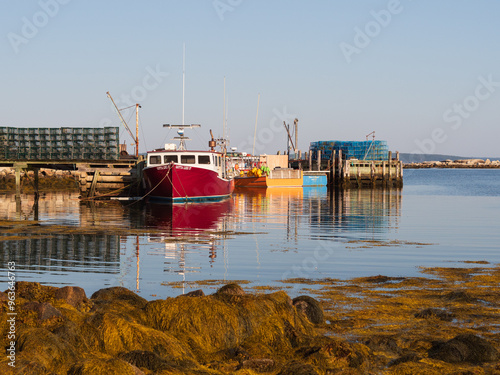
233, 186, 402, 240
144, 198, 233, 234
0, 187, 403, 298
143, 198, 234, 285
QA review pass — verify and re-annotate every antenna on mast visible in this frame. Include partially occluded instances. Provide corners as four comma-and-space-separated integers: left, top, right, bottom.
182, 43, 185, 126
252, 93, 260, 156
163, 123, 200, 151
223, 76, 226, 140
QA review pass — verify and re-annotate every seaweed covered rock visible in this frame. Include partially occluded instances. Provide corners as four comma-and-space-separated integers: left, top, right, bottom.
239, 358, 276, 372
1, 281, 383, 374
55, 286, 87, 307
295, 335, 367, 371
23, 301, 63, 321
118, 350, 173, 373
292, 296, 324, 325
16, 327, 81, 373
428, 334, 499, 364
8, 360, 54, 375
441, 290, 477, 303
67, 358, 141, 375
277, 361, 319, 375
82, 311, 194, 362
364, 335, 401, 355
215, 283, 246, 296
388, 352, 421, 367
183, 289, 205, 297
15, 281, 58, 302
145, 289, 314, 361
414, 308, 454, 321
91, 287, 148, 308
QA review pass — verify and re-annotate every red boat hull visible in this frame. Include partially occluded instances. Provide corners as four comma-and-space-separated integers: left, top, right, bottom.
143, 164, 234, 202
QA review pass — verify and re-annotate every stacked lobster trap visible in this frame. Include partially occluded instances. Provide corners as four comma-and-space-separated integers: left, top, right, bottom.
309, 140, 389, 161
0, 127, 119, 161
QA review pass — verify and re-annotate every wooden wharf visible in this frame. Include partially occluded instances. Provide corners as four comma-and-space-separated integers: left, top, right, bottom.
291, 150, 403, 188
0, 159, 144, 198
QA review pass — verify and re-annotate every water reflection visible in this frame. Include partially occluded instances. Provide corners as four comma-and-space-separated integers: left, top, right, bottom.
233, 187, 402, 239
0, 234, 120, 274
0, 187, 402, 296
143, 199, 233, 233
313, 188, 402, 236
141, 200, 234, 279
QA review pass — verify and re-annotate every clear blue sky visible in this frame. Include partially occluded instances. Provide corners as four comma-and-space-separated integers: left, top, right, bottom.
1, 0, 500, 157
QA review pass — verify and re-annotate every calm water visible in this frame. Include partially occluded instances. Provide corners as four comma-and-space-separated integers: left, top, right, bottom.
1, 169, 499, 299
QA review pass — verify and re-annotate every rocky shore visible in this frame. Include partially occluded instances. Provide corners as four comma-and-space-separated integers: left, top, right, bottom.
0, 168, 78, 191
2, 268, 499, 374
404, 158, 500, 169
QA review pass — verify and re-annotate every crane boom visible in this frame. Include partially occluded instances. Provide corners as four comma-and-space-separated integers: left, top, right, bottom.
107, 91, 140, 157
283, 121, 296, 153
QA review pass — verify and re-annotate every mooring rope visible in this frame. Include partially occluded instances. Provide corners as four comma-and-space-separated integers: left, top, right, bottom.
171, 166, 189, 201
125, 163, 173, 206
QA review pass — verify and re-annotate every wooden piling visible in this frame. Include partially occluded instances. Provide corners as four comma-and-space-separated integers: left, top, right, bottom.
15, 165, 22, 197
388, 151, 392, 182
370, 161, 375, 186
326, 149, 402, 190
34, 168, 39, 200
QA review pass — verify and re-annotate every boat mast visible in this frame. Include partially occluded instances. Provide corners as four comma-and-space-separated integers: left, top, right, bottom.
252, 93, 260, 156
135, 104, 140, 158
223, 76, 226, 140
182, 43, 185, 126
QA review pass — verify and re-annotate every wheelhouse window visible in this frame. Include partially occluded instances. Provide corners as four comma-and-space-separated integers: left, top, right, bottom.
198, 155, 211, 164
149, 155, 161, 165
180, 155, 196, 164
164, 155, 178, 163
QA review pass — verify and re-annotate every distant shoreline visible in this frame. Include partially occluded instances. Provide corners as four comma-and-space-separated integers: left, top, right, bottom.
404, 158, 500, 169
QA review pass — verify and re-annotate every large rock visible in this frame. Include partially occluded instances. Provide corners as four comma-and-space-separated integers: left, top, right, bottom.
215, 283, 246, 296
14, 281, 57, 302
55, 286, 87, 307
118, 350, 173, 373
292, 295, 324, 325
182, 289, 205, 297
277, 361, 319, 375
67, 358, 141, 375
23, 301, 62, 320
428, 334, 499, 364
145, 289, 314, 361
414, 308, 454, 321
91, 287, 147, 308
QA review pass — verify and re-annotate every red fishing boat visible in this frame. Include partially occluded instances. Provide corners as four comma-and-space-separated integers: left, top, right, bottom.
142, 124, 234, 202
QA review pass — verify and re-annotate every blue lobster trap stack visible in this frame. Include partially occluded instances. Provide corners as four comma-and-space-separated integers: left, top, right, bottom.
310, 140, 389, 161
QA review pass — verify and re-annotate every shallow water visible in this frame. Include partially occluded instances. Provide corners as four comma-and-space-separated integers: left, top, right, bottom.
1, 169, 499, 299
